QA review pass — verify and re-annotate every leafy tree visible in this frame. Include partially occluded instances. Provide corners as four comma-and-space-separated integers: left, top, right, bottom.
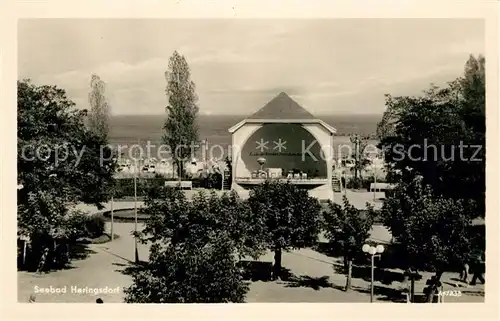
17, 187, 105, 271
125, 188, 261, 302
17, 80, 116, 270
323, 196, 375, 291
349, 134, 371, 180
377, 55, 485, 214
380, 177, 477, 301
17, 191, 63, 238
18, 80, 116, 208
124, 233, 248, 303
141, 188, 264, 257
87, 74, 111, 140
376, 55, 486, 302
347, 134, 378, 190
247, 181, 322, 280
163, 51, 199, 179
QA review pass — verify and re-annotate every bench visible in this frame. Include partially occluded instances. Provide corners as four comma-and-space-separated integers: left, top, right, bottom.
369, 183, 395, 192
165, 180, 193, 190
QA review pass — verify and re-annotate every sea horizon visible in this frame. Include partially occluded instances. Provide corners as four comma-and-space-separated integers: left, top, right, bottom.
108, 113, 381, 161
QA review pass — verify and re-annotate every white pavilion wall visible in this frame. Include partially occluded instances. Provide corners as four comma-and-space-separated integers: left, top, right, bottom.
236, 123, 330, 179
231, 122, 335, 200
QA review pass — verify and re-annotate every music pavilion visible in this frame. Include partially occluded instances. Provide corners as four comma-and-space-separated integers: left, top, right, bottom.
228, 92, 337, 201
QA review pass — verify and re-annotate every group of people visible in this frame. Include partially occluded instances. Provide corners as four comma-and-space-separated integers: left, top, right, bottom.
460, 253, 486, 286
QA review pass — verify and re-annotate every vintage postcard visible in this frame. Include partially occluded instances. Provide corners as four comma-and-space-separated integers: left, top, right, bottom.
1, 1, 498, 320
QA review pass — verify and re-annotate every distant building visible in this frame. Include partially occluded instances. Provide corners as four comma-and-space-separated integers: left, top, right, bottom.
228, 92, 337, 201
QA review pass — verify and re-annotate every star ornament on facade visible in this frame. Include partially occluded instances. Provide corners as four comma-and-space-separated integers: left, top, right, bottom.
255, 138, 269, 152
273, 138, 287, 152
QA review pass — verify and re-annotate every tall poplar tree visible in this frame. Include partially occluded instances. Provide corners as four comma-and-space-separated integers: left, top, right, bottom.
163, 51, 199, 179
88, 74, 110, 140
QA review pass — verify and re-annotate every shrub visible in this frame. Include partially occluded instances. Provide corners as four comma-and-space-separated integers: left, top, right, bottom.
113, 177, 166, 198
346, 177, 362, 189
190, 172, 223, 190
85, 214, 106, 238
63, 211, 90, 240
346, 176, 387, 190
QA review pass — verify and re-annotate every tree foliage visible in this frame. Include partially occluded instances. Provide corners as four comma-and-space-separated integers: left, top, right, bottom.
377, 55, 485, 215
349, 134, 372, 182
163, 51, 199, 179
87, 74, 111, 140
17, 79, 115, 271
125, 188, 257, 303
141, 188, 265, 258
18, 79, 116, 208
376, 55, 485, 298
323, 196, 375, 290
124, 234, 248, 303
323, 197, 375, 261
380, 177, 477, 274
247, 181, 322, 279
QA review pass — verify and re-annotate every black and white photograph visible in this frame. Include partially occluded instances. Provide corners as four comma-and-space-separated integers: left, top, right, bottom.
4, 2, 497, 315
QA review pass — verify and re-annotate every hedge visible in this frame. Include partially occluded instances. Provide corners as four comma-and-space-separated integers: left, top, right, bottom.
113, 176, 167, 198
346, 176, 388, 190
113, 173, 229, 198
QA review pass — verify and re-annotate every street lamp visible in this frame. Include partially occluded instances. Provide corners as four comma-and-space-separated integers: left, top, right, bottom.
132, 139, 140, 264
257, 157, 266, 171
372, 161, 382, 201
362, 243, 385, 303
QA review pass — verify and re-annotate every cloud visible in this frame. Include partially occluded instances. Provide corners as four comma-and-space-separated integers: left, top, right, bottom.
20, 19, 485, 115
33, 58, 169, 114
190, 49, 261, 65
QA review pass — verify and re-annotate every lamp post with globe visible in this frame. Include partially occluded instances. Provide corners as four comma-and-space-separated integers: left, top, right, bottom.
362, 243, 385, 303
257, 157, 266, 178
257, 157, 266, 171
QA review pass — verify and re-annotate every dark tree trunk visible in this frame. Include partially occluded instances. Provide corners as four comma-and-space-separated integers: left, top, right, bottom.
273, 248, 282, 280
178, 160, 184, 180
410, 278, 415, 302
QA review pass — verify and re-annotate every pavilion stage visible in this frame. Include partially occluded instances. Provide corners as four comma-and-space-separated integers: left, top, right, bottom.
228, 92, 337, 201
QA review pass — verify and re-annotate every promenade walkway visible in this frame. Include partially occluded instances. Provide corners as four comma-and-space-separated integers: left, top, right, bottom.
73, 189, 384, 214
18, 220, 484, 303
18, 189, 484, 303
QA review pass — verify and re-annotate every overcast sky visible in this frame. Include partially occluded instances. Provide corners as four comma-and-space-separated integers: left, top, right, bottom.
18, 19, 484, 116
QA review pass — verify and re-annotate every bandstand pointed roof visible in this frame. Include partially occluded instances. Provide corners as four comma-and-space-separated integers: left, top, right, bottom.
228, 92, 336, 134
248, 92, 315, 120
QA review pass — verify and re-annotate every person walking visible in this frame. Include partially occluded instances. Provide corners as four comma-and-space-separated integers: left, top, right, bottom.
469, 253, 485, 286
459, 262, 469, 284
